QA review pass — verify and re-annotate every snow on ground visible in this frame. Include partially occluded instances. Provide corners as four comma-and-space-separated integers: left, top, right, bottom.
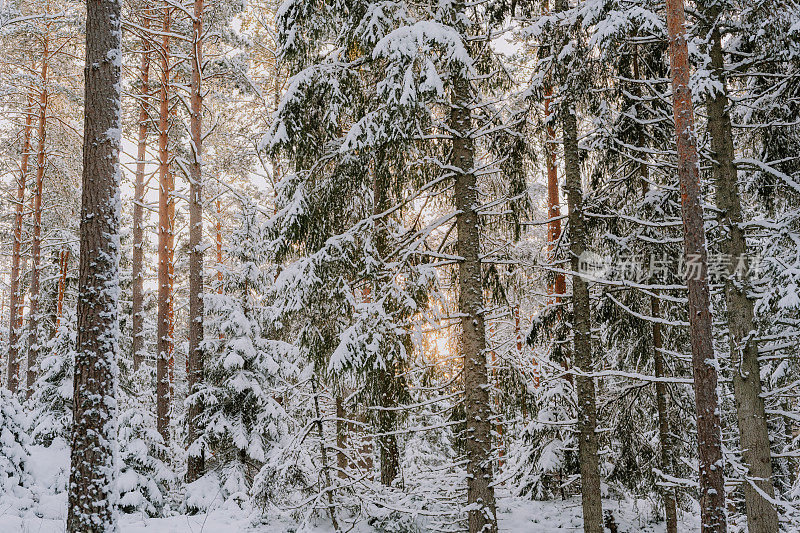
0, 444, 690, 532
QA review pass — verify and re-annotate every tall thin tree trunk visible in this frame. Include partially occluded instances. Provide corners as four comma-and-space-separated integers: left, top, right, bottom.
157, 4, 173, 442
56, 249, 69, 328
563, 104, 604, 533
132, 18, 151, 373
664, 1, 727, 531
335, 394, 347, 477
372, 164, 400, 487
7, 94, 33, 392
215, 198, 223, 290
186, 0, 205, 483
312, 377, 341, 532
27, 34, 49, 396
705, 17, 778, 533
67, 0, 122, 529
632, 47, 679, 533
450, 13, 497, 529
651, 296, 679, 533
543, 0, 566, 308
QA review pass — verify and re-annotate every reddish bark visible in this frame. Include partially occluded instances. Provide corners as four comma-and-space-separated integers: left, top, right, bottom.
27, 34, 49, 395
7, 93, 34, 393
665, 1, 727, 531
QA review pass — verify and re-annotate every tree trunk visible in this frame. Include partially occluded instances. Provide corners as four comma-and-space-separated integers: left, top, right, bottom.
371, 161, 401, 487
335, 394, 347, 477
545, 108, 565, 302
7, 94, 33, 393
215, 198, 223, 291
633, 47, 679, 533
186, 0, 205, 483
664, 1, 727, 531
450, 22, 497, 531
652, 296, 679, 533
27, 37, 49, 396
312, 378, 340, 531
706, 19, 778, 533
66, 0, 122, 529
132, 17, 151, 373
157, 4, 173, 442
563, 105, 604, 533
56, 249, 69, 328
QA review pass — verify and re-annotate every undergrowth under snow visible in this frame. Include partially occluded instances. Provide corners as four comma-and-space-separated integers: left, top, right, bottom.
0, 442, 700, 533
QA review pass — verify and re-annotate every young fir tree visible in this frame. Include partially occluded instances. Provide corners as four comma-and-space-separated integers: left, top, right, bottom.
116, 405, 174, 516
191, 200, 297, 507
0, 388, 33, 512
29, 307, 76, 447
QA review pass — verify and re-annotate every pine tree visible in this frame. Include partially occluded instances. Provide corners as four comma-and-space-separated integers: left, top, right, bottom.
186, 0, 206, 484
664, 0, 726, 530
66, 0, 122, 529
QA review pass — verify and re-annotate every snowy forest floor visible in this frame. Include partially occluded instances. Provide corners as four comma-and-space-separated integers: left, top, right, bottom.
3, 443, 699, 532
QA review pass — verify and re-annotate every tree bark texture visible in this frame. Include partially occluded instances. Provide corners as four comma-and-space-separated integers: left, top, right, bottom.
450, 40, 497, 533
27, 36, 49, 396
186, 0, 206, 483
665, 1, 727, 530
132, 17, 150, 373
706, 18, 778, 533
563, 107, 604, 533
157, 5, 174, 442
67, 0, 122, 530
7, 93, 33, 393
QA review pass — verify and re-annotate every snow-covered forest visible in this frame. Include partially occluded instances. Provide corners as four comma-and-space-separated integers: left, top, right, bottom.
0, 0, 798, 531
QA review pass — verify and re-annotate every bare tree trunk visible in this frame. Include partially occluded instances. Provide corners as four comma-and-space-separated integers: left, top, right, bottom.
156, 4, 173, 442
27, 35, 49, 396
66, 0, 122, 529
186, 0, 205, 483
215, 199, 223, 286
7, 94, 33, 392
563, 105, 604, 533
132, 17, 151, 373
632, 47, 679, 533
450, 19, 497, 530
370, 162, 401, 486
313, 377, 341, 532
56, 249, 69, 328
651, 296, 679, 533
664, 1, 727, 531
335, 394, 347, 477
705, 19, 778, 533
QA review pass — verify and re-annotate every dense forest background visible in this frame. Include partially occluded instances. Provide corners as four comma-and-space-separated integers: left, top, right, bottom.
0, 0, 799, 532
